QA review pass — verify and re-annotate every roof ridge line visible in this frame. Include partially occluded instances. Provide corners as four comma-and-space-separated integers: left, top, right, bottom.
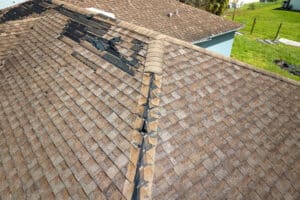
50, 0, 116, 23
118, 21, 162, 40
122, 40, 164, 200
51, 0, 96, 15
117, 21, 300, 86
144, 39, 165, 74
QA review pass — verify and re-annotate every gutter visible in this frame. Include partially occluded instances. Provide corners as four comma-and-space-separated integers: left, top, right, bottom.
192, 26, 244, 44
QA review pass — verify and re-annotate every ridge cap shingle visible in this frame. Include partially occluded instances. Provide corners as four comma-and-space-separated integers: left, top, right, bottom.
122, 39, 164, 199
144, 40, 165, 74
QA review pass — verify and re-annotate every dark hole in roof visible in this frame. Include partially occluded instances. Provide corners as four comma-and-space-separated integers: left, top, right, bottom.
0, 0, 47, 23
60, 10, 145, 76
1, 0, 146, 76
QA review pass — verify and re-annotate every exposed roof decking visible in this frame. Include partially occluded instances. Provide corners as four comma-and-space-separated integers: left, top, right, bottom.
0, 7, 150, 199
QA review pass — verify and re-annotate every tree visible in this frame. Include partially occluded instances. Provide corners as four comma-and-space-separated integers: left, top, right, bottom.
205, 0, 229, 15
179, 0, 229, 16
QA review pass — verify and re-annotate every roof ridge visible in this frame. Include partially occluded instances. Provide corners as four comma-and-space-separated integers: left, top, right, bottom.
144, 39, 165, 74
51, 0, 116, 23
0, 17, 39, 64
118, 21, 300, 86
51, 0, 92, 14
122, 39, 164, 199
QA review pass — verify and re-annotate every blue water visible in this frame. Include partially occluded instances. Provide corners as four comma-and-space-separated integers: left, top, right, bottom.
0, 0, 28, 10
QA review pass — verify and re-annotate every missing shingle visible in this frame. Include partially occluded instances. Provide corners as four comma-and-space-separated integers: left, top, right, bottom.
56, 6, 111, 34
102, 53, 134, 76
0, 0, 47, 23
63, 21, 87, 42
61, 18, 145, 76
131, 39, 144, 54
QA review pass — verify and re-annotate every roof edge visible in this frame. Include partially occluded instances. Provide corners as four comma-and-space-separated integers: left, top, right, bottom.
192, 26, 243, 44
118, 21, 299, 86
166, 36, 300, 86
51, 0, 91, 14
50, 0, 116, 22
175, 0, 243, 40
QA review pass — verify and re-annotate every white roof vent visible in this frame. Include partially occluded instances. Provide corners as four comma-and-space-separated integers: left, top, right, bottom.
85, 7, 116, 19
167, 9, 179, 18
168, 12, 173, 17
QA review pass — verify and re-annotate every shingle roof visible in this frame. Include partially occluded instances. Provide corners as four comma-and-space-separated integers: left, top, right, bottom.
0, 1, 299, 200
56, 0, 242, 42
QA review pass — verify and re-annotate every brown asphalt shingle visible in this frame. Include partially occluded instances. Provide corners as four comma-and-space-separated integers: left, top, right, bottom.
58, 0, 242, 42
0, 1, 299, 200
0, 18, 37, 60
0, 6, 149, 199
152, 43, 300, 199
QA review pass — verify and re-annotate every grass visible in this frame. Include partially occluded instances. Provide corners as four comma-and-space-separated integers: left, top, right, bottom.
224, 1, 300, 81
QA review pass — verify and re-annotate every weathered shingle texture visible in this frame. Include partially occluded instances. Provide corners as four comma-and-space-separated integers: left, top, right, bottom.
0, 6, 149, 199
152, 43, 300, 199
0, 1, 299, 200
59, 0, 241, 42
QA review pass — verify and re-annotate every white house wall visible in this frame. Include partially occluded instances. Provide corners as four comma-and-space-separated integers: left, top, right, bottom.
229, 0, 260, 8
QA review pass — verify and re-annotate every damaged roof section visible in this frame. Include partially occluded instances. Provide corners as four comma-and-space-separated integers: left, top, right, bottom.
0, 0, 47, 23
0, 1, 299, 200
0, 1, 150, 199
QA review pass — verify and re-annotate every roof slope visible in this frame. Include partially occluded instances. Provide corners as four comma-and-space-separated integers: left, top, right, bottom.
0, 2, 150, 199
58, 0, 241, 42
152, 42, 300, 199
0, 18, 37, 60
0, 1, 299, 200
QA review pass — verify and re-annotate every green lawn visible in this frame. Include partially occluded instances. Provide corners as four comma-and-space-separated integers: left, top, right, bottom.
224, 1, 300, 81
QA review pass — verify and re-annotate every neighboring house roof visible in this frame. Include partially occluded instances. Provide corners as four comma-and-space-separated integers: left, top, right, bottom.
58, 0, 242, 42
0, 1, 299, 200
